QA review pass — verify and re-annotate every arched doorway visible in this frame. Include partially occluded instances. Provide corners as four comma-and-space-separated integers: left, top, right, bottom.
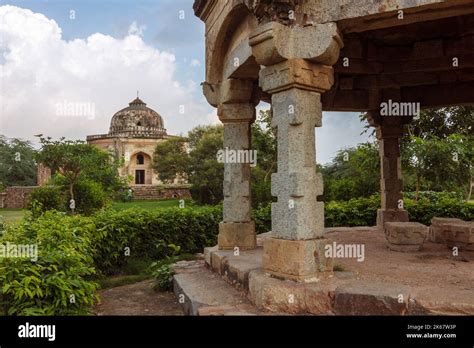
131, 152, 151, 185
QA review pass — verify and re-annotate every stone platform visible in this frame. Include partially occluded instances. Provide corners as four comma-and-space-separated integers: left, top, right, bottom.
173, 228, 474, 315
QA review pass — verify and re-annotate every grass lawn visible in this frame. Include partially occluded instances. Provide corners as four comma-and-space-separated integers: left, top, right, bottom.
0, 200, 199, 225
0, 209, 26, 225
111, 199, 197, 211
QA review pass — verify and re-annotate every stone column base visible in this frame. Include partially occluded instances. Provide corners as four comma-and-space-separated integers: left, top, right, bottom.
262, 237, 333, 283
384, 221, 428, 252
377, 209, 409, 229
218, 221, 256, 250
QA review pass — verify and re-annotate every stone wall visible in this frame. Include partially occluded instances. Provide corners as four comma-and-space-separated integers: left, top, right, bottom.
37, 163, 52, 186
132, 185, 192, 200
3, 186, 38, 209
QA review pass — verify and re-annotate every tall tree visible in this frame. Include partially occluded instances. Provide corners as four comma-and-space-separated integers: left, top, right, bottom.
36, 137, 123, 212
153, 136, 189, 184
0, 135, 37, 188
187, 125, 224, 204
321, 142, 380, 201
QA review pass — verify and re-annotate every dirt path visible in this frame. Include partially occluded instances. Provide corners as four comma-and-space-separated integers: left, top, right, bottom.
94, 280, 184, 316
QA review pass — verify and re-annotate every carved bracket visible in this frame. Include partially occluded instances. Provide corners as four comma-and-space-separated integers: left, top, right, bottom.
249, 21, 343, 66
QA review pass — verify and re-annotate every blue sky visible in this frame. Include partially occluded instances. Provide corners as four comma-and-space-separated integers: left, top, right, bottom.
0, 0, 371, 164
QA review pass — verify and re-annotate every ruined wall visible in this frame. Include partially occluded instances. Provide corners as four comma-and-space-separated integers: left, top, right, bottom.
4, 186, 37, 209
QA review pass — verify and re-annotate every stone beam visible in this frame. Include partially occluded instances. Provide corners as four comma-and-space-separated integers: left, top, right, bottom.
334, 0, 474, 33
402, 81, 474, 107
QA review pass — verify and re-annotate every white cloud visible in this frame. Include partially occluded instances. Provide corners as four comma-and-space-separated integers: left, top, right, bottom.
127, 21, 146, 36
0, 5, 213, 144
190, 59, 200, 67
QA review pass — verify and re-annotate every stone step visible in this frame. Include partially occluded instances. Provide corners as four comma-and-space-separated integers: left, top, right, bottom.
172, 260, 260, 316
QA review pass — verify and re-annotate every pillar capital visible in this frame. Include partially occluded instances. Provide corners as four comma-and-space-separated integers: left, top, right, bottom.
217, 103, 256, 123
249, 21, 343, 66
368, 110, 413, 138
202, 78, 257, 108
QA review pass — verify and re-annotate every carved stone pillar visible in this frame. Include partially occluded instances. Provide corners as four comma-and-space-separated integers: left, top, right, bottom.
250, 22, 343, 282
368, 112, 409, 228
218, 103, 256, 250
203, 78, 257, 250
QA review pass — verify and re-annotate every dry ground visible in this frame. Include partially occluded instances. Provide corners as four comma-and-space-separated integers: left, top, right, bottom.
94, 280, 183, 316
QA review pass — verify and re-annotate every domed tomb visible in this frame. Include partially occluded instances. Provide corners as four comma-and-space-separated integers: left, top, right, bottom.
108, 97, 166, 137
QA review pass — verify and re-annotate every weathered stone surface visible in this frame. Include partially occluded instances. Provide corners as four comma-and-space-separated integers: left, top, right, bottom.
249, 21, 343, 66
223, 39, 260, 80
429, 217, 464, 243
205, 245, 263, 290
377, 209, 409, 228
269, 89, 324, 240
172, 260, 207, 274
334, 282, 410, 315
262, 237, 332, 282
218, 221, 256, 250
385, 222, 428, 244
204, 245, 218, 266
219, 79, 254, 105
248, 270, 333, 314
444, 222, 474, 250
217, 103, 255, 123
173, 264, 256, 316
259, 59, 335, 94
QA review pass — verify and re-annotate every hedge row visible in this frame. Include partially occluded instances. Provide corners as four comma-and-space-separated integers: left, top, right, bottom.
92, 206, 222, 274
252, 195, 474, 232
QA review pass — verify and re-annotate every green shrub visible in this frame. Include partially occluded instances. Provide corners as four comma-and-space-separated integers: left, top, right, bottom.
325, 196, 380, 227
0, 212, 98, 315
403, 191, 464, 202
405, 197, 473, 225
67, 179, 108, 215
151, 263, 174, 291
28, 186, 64, 214
251, 195, 473, 229
28, 179, 108, 216
252, 203, 272, 234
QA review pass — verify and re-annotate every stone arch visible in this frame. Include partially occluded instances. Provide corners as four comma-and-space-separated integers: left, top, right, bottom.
129, 151, 153, 185
208, 4, 260, 85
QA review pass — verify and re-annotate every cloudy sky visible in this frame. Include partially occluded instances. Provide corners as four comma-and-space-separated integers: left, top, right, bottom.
0, 0, 371, 164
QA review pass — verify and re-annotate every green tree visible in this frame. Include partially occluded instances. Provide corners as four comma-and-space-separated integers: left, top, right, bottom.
321, 143, 380, 201
36, 137, 123, 213
251, 109, 277, 206
187, 125, 224, 204
0, 136, 37, 188
360, 106, 473, 200
403, 134, 473, 199
153, 136, 189, 184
